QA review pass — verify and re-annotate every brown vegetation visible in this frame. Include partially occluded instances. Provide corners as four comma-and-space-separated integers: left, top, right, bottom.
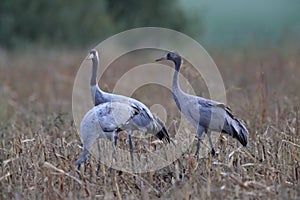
0, 46, 299, 199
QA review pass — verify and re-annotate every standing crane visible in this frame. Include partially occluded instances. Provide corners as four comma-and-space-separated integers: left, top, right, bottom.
156, 51, 248, 156
86, 49, 170, 171
75, 101, 140, 169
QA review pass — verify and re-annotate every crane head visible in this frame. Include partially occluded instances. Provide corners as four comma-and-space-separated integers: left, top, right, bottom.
86, 49, 99, 60
155, 51, 182, 70
155, 51, 181, 62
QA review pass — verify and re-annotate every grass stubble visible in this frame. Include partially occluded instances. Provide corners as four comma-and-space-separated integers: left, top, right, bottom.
0, 46, 299, 199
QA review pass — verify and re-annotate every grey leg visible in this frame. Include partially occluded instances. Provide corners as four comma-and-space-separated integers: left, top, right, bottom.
112, 131, 118, 164
128, 133, 135, 172
206, 130, 216, 156
128, 132, 140, 186
113, 132, 118, 147
96, 140, 102, 176
195, 126, 205, 155
108, 131, 118, 173
74, 147, 90, 170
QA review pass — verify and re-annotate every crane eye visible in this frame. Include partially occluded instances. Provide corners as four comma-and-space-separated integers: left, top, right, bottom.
167, 53, 171, 59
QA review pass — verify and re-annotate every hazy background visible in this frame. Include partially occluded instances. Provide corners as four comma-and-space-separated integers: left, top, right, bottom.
180, 0, 300, 48
1, 0, 299, 117
1, 1, 300, 199
1, 0, 299, 49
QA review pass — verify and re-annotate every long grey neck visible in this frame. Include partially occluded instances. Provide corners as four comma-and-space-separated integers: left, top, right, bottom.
172, 63, 185, 111
90, 58, 98, 86
172, 70, 181, 94
90, 57, 111, 105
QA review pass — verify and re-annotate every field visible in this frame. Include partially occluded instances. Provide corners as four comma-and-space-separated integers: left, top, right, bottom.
0, 45, 299, 199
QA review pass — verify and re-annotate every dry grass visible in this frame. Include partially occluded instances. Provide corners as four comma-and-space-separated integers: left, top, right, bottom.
0, 46, 299, 199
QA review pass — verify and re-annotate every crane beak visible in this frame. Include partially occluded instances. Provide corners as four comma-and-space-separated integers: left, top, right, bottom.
86, 54, 94, 60
155, 56, 167, 62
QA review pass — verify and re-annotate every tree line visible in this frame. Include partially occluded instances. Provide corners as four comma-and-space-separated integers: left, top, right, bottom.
0, 0, 202, 48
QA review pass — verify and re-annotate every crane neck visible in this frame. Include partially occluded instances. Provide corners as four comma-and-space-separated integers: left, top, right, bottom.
90, 57, 110, 105
90, 58, 98, 86
172, 60, 184, 111
172, 69, 181, 92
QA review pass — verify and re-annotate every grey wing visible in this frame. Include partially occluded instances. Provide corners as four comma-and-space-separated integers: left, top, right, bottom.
95, 102, 140, 131
205, 100, 249, 146
190, 99, 226, 130
127, 98, 154, 127
111, 95, 153, 127
94, 104, 119, 132
221, 106, 249, 146
183, 96, 213, 129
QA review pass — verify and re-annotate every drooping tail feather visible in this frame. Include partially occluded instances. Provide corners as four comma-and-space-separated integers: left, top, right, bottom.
153, 116, 170, 143
222, 110, 249, 146
156, 126, 170, 143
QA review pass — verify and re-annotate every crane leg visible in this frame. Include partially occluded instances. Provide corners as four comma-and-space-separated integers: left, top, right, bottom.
74, 146, 90, 170
207, 131, 216, 157
96, 139, 102, 176
195, 126, 205, 155
108, 131, 119, 173
128, 133, 135, 172
112, 131, 118, 168
113, 132, 118, 147
128, 133, 141, 188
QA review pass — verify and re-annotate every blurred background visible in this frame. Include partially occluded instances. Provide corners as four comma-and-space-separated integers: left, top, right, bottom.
1, 0, 300, 198
1, 0, 299, 120
1, 0, 299, 48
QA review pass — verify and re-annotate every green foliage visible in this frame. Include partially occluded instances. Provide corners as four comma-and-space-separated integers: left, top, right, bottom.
0, 0, 201, 48
107, 0, 190, 31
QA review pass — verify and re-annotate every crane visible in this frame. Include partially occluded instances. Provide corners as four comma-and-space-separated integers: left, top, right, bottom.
156, 51, 248, 156
75, 101, 140, 169
86, 49, 170, 171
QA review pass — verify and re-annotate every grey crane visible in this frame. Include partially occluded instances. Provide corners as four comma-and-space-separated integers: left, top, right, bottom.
74, 101, 140, 169
156, 51, 248, 156
86, 49, 170, 170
